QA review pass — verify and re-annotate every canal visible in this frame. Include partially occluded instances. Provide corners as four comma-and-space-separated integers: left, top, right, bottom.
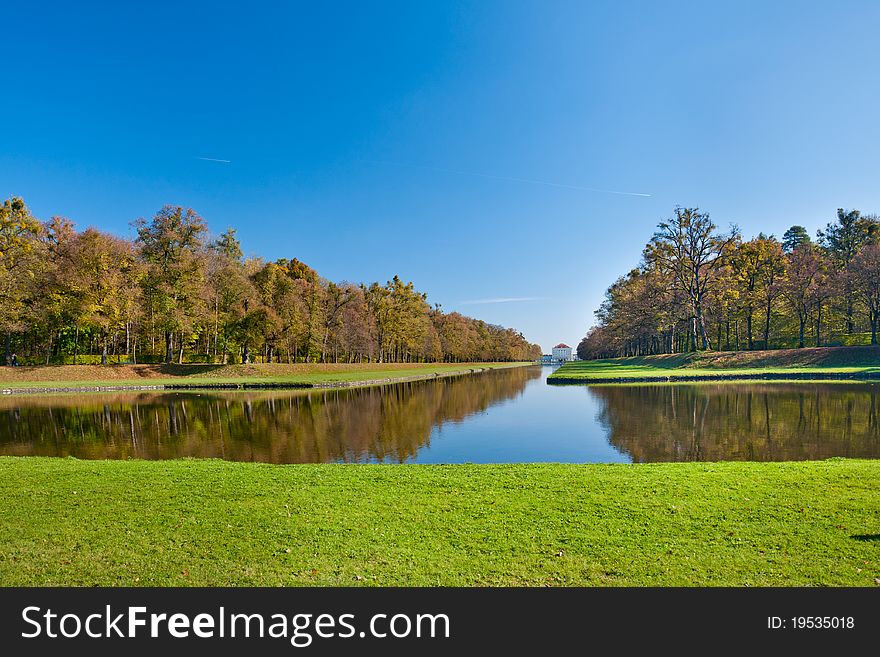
1, 366, 878, 463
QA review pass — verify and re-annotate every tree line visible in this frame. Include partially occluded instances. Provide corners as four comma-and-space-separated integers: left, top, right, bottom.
578, 206, 880, 359
0, 197, 542, 365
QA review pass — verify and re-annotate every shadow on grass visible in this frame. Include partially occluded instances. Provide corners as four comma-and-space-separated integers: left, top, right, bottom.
850, 534, 880, 542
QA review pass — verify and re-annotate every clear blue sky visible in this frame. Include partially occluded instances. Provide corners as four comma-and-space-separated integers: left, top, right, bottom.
3, 1, 879, 352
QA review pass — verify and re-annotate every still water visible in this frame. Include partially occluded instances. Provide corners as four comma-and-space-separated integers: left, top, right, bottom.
1, 366, 878, 463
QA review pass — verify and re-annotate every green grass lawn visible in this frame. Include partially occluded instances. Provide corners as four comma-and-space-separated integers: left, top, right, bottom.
1, 457, 876, 586
549, 346, 880, 383
0, 362, 528, 390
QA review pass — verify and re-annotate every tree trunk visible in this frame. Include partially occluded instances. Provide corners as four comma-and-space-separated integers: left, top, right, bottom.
746, 308, 753, 350
815, 304, 822, 347
164, 331, 173, 364
763, 298, 772, 350
4, 333, 10, 366
695, 303, 711, 350
798, 317, 806, 349
101, 334, 108, 365
74, 325, 80, 365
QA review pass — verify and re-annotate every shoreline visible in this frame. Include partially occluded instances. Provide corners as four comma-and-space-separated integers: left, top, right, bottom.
548, 371, 880, 385
0, 364, 528, 396
547, 346, 880, 385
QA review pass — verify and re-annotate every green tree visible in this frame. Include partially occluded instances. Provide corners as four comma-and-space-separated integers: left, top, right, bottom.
782, 225, 811, 253
212, 227, 243, 261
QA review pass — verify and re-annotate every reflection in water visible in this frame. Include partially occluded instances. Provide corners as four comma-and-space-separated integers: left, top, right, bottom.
2, 373, 879, 464
0, 367, 540, 463
588, 383, 880, 462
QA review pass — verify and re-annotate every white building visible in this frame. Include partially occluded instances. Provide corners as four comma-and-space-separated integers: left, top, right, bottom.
551, 343, 573, 362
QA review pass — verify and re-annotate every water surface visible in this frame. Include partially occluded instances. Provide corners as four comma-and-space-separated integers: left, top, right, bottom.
0, 366, 877, 463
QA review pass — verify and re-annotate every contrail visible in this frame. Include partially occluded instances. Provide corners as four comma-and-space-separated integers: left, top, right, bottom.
194, 156, 231, 163
364, 160, 651, 197
461, 297, 544, 305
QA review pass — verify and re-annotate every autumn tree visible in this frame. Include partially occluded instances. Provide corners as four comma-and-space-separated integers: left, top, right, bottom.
644, 207, 737, 350
730, 236, 776, 349
849, 244, 880, 344
435, 311, 472, 362
579, 206, 879, 358
0, 197, 45, 364
0, 196, 543, 366
134, 206, 208, 363
205, 230, 252, 361
37, 216, 78, 363
335, 286, 373, 362
319, 282, 353, 362
754, 237, 786, 349
64, 229, 143, 364
782, 245, 828, 348
818, 208, 880, 333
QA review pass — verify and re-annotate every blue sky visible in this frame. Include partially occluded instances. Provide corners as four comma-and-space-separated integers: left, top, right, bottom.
3, 1, 879, 352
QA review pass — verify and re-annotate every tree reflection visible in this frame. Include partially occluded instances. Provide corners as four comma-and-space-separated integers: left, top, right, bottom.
0, 368, 539, 463
588, 383, 880, 462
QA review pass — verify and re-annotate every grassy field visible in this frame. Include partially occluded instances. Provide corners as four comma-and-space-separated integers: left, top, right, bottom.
0, 361, 529, 391
549, 346, 880, 383
0, 457, 877, 586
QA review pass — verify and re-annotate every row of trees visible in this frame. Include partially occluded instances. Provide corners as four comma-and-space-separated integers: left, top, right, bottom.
578, 206, 880, 359
0, 197, 541, 365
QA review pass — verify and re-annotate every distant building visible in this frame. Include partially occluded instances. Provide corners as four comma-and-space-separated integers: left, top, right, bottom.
551, 343, 573, 362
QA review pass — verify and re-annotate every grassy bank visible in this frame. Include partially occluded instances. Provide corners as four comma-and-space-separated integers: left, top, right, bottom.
0, 361, 529, 392
1, 457, 877, 586
549, 346, 880, 383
